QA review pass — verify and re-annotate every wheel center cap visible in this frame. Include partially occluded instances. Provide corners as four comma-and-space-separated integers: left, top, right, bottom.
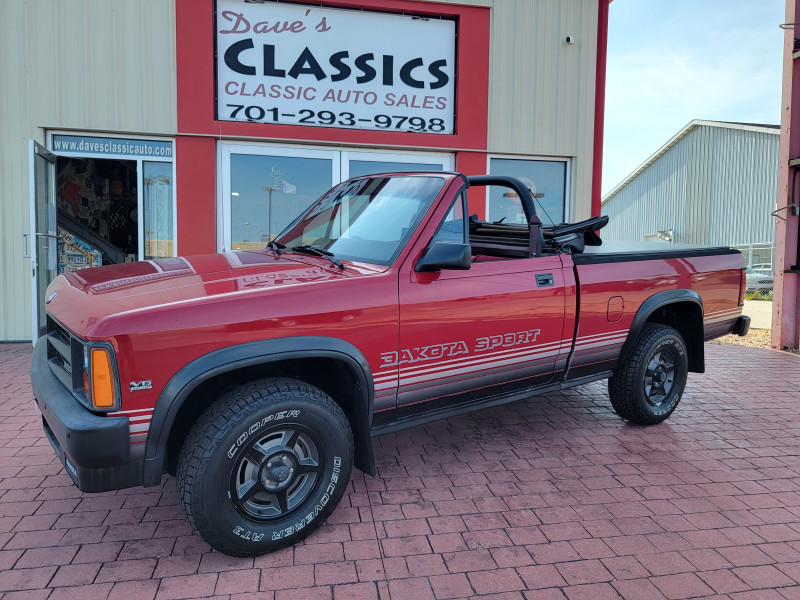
273, 466, 291, 482
261, 453, 298, 490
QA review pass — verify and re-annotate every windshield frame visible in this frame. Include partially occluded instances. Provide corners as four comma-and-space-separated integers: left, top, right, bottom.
273, 174, 450, 268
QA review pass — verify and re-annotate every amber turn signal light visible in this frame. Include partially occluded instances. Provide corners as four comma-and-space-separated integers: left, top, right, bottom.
90, 348, 117, 409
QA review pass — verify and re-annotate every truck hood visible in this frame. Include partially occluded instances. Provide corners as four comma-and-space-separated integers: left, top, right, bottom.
45, 251, 383, 338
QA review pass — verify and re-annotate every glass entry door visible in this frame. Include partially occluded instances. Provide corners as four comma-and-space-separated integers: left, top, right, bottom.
29, 141, 57, 341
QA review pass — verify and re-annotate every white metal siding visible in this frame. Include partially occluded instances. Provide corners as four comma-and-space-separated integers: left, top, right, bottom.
0, 0, 177, 341
602, 124, 778, 247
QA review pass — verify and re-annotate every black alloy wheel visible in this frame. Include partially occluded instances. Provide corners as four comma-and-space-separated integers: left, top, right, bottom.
231, 426, 322, 520
643, 348, 676, 407
608, 323, 688, 425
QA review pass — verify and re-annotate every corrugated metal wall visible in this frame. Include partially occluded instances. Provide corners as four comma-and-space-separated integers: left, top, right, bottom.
0, 0, 598, 341
0, 0, 177, 341
602, 124, 778, 246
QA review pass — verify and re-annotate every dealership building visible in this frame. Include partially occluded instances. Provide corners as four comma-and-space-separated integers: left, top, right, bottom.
0, 0, 610, 342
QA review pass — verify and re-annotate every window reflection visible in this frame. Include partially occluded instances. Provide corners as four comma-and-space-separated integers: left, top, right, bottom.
488, 158, 567, 225
276, 176, 445, 266
230, 154, 333, 250
143, 162, 174, 259
349, 160, 444, 178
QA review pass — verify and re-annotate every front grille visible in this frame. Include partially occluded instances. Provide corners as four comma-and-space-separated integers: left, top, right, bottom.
46, 316, 88, 407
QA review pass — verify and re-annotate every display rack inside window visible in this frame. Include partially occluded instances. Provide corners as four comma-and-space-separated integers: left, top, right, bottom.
56, 157, 138, 270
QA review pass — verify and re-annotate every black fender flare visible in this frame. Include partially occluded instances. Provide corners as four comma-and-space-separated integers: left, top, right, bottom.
142, 336, 375, 485
617, 289, 705, 373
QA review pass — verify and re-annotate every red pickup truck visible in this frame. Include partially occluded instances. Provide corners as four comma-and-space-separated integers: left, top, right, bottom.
32, 173, 749, 556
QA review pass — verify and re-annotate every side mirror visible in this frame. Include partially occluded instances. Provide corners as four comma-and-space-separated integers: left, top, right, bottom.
415, 242, 472, 272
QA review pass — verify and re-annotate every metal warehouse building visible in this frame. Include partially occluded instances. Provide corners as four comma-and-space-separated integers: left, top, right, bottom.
0, 0, 610, 343
601, 120, 779, 259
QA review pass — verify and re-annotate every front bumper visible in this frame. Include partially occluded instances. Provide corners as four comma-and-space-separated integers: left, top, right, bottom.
31, 339, 143, 492
732, 315, 751, 337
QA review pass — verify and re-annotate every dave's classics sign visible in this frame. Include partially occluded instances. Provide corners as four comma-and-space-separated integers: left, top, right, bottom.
215, 0, 456, 134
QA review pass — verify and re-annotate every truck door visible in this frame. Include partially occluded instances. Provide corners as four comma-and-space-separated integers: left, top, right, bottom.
395, 188, 569, 417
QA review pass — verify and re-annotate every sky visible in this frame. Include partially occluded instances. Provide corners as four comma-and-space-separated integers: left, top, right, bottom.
602, 0, 785, 195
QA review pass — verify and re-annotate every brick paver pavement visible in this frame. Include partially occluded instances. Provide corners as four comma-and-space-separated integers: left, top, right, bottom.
2, 342, 800, 599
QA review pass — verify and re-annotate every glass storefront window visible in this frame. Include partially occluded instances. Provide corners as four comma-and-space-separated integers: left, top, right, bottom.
348, 160, 444, 178
488, 158, 568, 226
220, 145, 452, 252
143, 161, 174, 259
229, 154, 334, 250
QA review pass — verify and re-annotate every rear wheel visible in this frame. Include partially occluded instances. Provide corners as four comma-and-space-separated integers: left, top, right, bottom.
177, 378, 353, 557
608, 323, 688, 424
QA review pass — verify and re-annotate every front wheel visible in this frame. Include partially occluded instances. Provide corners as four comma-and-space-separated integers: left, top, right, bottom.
608, 323, 688, 425
177, 378, 353, 557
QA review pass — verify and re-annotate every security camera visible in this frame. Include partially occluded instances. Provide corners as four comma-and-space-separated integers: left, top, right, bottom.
565, 36, 576, 45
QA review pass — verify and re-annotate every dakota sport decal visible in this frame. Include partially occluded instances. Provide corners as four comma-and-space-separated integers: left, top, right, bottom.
379, 329, 541, 368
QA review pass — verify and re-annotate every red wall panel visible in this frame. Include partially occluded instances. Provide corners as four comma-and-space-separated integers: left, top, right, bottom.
175, 136, 217, 255
456, 151, 488, 219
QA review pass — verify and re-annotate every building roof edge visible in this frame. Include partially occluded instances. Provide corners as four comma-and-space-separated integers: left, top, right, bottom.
601, 120, 779, 205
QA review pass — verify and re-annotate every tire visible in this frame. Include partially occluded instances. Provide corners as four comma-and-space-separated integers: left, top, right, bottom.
608, 323, 688, 425
176, 377, 354, 557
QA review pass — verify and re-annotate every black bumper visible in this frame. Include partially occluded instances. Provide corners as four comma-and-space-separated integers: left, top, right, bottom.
732, 315, 751, 337
31, 339, 143, 492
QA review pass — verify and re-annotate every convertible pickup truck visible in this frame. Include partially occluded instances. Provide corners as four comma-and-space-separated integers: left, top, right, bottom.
32, 172, 749, 556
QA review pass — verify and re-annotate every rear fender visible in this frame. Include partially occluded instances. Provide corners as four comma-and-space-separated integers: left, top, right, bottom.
618, 290, 705, 374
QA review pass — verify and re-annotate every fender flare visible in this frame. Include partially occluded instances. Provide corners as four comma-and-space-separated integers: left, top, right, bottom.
617, 289, 704, 372
142, 336, 375, 485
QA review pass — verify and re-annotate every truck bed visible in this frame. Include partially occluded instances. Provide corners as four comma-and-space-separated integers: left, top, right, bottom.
564, 241, 744, 381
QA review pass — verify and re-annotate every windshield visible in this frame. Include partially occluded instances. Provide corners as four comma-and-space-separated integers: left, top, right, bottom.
274, 176, 446, 266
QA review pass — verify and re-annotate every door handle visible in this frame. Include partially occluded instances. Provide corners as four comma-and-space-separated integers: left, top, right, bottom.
36, 232, 59, 239
536, 273, 554, 287
23, 233, 31, 258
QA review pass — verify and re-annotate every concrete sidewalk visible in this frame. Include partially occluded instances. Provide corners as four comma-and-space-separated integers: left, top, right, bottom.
742, 300, 772, 330
2, 342, 800, 599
